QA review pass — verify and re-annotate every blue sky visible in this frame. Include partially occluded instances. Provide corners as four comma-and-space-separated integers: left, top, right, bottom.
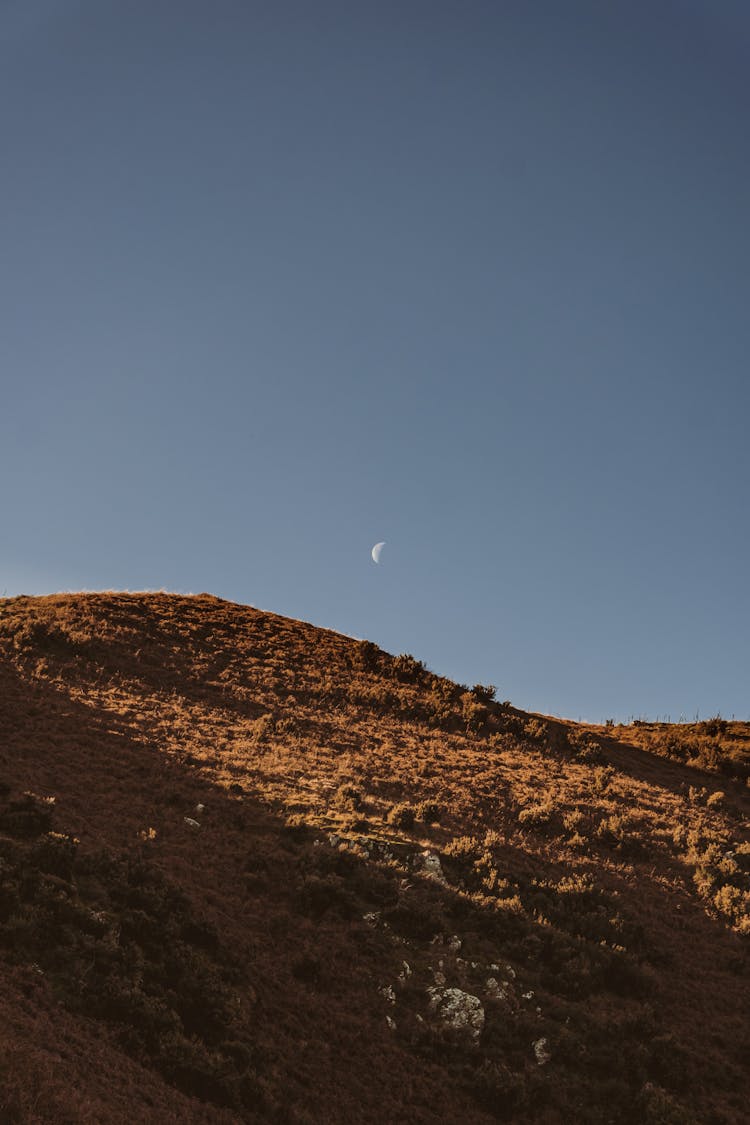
2, 1, 749, 721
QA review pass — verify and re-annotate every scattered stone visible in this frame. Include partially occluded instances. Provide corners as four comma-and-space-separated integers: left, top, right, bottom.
386, 1016, 396, 1031
427, 987, 485, 1042
447, 934, 462, 952
379, 985, 396, 1004
417, 851, 448, 885
533, 1037, 552, 1066
485, 977, 513, 1001
433, 970, 446, 986
522, 991, 535, 1001
183, 817, 200, 829
195, 803, 205, 814
506, 964, 516, 979
397, 961, 412, 982
362, 912, 380, 927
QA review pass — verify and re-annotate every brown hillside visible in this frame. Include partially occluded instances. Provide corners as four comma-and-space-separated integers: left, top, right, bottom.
0, 592, 747, 1124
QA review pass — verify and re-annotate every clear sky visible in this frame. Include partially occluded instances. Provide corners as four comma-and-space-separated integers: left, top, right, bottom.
2, 1, 749, 722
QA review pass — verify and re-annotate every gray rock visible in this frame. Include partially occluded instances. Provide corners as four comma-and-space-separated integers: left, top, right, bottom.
533, 1037, 552, 1066
427, 987, 485, 1042
417, 851, 448, 885
485, 977, 513, 1002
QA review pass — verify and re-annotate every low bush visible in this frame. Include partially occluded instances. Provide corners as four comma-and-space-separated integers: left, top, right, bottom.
353, 639, 380, 671
460, 693, 488, 734
333, 782, 363, 811
700, 716, 727, 738
590, 765, 615, 795
416, 800, 444, 824
391, 653, 426, 684
517, 797, 561, 834
387, 803, 416, 830
596, 813, 639, 852
567, 731, 605, 764
0, 792, 55, 837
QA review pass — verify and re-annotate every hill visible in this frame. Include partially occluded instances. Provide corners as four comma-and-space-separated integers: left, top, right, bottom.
0, 592, 747, 1124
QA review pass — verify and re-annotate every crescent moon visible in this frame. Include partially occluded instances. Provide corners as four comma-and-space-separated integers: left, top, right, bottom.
371, 541, 386, 564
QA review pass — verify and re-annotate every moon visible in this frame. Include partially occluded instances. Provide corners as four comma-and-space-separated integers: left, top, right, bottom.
371, 541, 386, 564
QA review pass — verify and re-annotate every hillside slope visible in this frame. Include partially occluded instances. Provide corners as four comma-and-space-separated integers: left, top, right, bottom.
0, 592, 747, 1124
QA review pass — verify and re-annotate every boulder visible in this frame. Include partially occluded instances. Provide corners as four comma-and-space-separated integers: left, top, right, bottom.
427, 986, 484, 1042
417, 851, 448, 885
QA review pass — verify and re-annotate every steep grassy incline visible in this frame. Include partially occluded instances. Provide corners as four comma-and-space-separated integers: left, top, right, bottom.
0, 593, 747, 1124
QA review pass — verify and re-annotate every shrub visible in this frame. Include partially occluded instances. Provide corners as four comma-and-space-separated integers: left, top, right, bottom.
392, 653, 426, 684
442, 836, 482, 863
576, 741, 604, 764
568, 732, 605, 764
563, 809, 586, 835
0, 792, 55, 837
700, 716, 727, 738
713, 884, 750, 928
354, 639, 380, 671
30, 832, 79, 880
334, 783, 363, 811
596, 813, 638, 851
471, 684, 496, 704
524, 718, 549, 742
517, 797, 560, 832
386, 803, 416, 830
251, 714, 275, 743
440, 836, 484, 886
460, 693, 488, 734
416, 800, 443, 824
692, 742, 721, 771
590, 765, 615, 795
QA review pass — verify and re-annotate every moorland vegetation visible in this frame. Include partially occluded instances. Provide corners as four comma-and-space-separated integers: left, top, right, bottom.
0, 593, 747, 1123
